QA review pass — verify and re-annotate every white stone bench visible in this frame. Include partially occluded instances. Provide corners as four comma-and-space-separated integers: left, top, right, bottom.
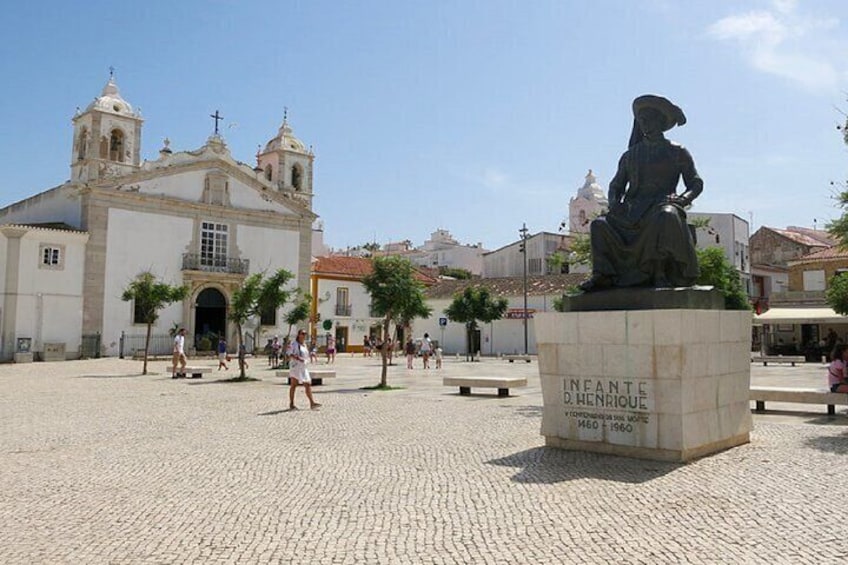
276, 369, 336, 385
167, 366, 212, 379
750, 386, 848, 415
504, 355, 533, 363
443, 376, 527, 397
750, 355, 805, 366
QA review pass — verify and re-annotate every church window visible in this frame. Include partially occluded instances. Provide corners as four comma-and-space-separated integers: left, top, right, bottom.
78, 127, 89, 161
265, 165, 273, 181
260, 305, 276, 326
579, 210, 587, 225
39, 245, 64, 270
109, 129, 125, 162
132, 301, 146, 324
200, 222, 228, 270
291, 164, 303, 191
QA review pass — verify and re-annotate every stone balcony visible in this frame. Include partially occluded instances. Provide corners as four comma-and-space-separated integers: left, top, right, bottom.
181, 253, 249, 275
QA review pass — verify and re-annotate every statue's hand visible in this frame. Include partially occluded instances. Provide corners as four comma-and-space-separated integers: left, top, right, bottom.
667, 194, 689, 207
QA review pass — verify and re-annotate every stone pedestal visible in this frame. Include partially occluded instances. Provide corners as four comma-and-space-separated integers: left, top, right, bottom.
42, 343, 66, 362
535, 309, 752, 462
14, 352, 34, 363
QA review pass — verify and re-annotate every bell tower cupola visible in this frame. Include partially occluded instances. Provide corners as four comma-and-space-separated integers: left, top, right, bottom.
256, 109, 314, 209
71, 72, 143, 182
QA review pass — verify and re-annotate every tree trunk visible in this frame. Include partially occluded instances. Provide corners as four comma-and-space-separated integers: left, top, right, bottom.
466, 324, 472, 362
143, 322, 152, 375
237, 323, 246, 379
380, 316, 390, 387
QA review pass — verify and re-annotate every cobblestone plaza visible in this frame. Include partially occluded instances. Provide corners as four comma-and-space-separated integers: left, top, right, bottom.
2, 356, 846, 564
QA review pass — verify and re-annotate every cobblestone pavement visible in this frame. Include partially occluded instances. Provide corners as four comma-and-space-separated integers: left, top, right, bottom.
1, 355, 847, 564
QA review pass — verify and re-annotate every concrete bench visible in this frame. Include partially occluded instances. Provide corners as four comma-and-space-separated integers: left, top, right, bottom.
443, 376, 527, 397
168, 366, 212, 379
750, 386, 848, 415
504, 355, 533, 363
276, 369, 336, 385
750, 355, 805, 366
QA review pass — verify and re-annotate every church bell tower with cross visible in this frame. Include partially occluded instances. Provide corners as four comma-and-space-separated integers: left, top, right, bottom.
256, 108, 315, 209
71, 70, 143, 182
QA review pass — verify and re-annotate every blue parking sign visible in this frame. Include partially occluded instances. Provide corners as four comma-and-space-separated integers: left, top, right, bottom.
439, 317, 448, 327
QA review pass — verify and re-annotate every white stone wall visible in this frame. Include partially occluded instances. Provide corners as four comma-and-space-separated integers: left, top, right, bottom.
101, 209, 192, 356
0, 186, 83, 229
0, 228, 87, 360
414, 294, 565, 356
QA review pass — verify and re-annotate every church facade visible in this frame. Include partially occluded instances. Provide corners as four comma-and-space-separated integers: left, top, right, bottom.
0, 77, 316, 360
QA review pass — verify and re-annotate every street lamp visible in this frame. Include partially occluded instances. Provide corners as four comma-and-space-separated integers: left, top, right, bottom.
519, 223, 529, 355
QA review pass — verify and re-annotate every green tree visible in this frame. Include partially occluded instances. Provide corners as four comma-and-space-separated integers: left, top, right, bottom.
825, 274, 848, 315
362, 256, 432, 387
546, 251, 568, 274
121, 271, 189, 375
695, 247, 750, 310
566, 232, 592, 267
229, 268, 297, 379
284, 293, 312, 339
438, 266, 473, 280
444, 286, 508, 361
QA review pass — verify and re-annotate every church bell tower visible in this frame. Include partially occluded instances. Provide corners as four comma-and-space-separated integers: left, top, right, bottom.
256, 110, 315, 209
71, 73, 143, 182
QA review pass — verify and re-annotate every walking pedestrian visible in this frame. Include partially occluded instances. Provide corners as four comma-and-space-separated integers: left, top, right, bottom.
172, 328, 187, 378
217, 336, 229, 370
288, 329, 321, 410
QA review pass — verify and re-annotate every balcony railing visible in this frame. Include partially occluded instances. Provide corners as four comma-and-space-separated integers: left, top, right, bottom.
335, 303, 352, 316
182, 253, 250, 275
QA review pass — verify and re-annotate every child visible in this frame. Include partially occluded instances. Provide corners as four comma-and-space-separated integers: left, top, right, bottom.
435, 346, 443, 369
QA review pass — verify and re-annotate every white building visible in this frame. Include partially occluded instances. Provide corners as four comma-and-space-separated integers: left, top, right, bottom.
482, 231, 572, 278
419, 274, 587, 355
689, 212, 751, 294
405, 229, 487, 275
310, 256, 437, 353
0, 76, 316, 360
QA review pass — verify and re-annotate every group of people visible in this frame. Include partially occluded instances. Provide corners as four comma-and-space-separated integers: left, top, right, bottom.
405, 333, 442, 370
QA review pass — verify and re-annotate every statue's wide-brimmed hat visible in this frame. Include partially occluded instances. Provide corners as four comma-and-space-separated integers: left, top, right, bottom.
632, 95, 686, 131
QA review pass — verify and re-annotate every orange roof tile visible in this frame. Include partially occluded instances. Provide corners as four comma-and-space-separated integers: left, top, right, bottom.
312, 256, 437, 284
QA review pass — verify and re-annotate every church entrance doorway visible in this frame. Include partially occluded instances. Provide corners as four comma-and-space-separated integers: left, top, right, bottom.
195, 288, 227, 351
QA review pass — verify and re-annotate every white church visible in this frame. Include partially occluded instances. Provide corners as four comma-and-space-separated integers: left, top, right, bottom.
0, 76, 316, 361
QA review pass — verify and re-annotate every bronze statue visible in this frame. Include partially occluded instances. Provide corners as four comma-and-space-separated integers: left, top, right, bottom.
580, 95, 703, 291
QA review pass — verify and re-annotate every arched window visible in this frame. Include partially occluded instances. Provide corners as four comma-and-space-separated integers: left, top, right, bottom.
109, 129, 125, 162
78, 127, 88, 161
264, 165, 273, 181
291, 164, 302, 191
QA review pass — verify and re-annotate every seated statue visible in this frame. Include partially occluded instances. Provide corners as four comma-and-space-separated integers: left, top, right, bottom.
580, 95, 703, 292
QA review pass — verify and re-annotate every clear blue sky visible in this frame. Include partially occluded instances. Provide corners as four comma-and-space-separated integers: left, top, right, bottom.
2, 0, 847, 251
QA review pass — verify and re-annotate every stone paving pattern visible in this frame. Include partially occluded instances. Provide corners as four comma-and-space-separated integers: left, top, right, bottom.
1, 354, 847, 564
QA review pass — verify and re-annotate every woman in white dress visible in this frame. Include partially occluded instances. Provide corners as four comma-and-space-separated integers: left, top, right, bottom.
288, 330, 321, 410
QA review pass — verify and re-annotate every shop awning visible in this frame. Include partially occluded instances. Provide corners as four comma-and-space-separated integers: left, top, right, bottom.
755, 307, 848, 325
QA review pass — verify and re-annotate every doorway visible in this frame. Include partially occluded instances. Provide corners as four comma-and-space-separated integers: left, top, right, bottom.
335, 326, 349, 353
195, 288, 227, 349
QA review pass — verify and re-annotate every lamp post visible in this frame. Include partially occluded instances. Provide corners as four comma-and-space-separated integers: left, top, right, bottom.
519, 223, 529, 355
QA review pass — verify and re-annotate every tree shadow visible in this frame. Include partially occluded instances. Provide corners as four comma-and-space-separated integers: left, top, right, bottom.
487, 446, 681, 485
186, 376, 262, 385
77, 374, 148, 379
803, 428, 848, 454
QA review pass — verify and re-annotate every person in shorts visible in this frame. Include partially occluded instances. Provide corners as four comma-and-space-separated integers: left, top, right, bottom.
217, 337, 229, 370
828, 343, 848, 393
172, 328, 187, 378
